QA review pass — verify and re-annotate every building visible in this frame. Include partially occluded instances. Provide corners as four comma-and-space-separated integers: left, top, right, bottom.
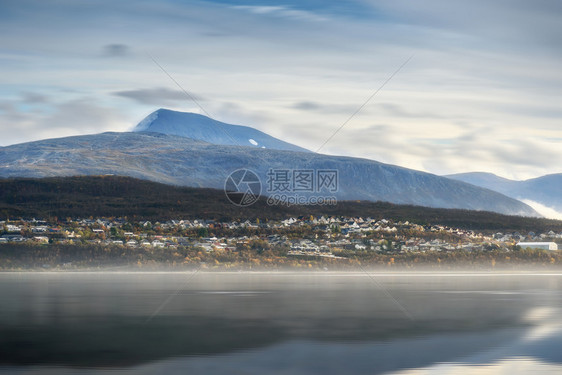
517, 242, 558, 251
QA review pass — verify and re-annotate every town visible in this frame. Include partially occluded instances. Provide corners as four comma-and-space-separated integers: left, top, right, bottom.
2, 216, 560, 256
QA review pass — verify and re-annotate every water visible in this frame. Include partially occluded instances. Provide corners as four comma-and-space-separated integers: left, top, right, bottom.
1, 272, 561, 374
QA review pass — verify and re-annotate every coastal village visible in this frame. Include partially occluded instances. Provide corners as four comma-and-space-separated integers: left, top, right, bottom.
1, 216, 560, 256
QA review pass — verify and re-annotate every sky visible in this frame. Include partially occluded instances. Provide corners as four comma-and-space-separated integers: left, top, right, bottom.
1, 0, 561, 180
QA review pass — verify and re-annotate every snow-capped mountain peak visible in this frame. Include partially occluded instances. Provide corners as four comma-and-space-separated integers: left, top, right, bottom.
133, 109, 309, 153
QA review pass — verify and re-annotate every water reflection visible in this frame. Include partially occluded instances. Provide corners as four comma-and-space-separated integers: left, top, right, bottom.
0, 272, 561, 374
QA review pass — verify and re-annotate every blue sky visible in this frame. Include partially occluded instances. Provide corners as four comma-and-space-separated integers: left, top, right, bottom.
1, 0, 561, 180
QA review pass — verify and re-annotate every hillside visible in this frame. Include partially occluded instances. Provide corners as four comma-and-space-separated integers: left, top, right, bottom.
0, 131, 537, 216
1, 176, 560, 232
447, 172, 562, 211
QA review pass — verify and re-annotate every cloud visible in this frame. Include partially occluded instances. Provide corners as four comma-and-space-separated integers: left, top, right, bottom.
113, 87, 202, 106
293, 101, 322, 111
522, 200, 562, 220
21, 92, 50, 104
0, 96, 130, 146
376, 103, 446, 120
102, 43, 131, 57
231, 5, 328, 22
291, 101, 360, 114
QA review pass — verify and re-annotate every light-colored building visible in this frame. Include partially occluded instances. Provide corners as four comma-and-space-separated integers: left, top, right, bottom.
517, 242, 558, 251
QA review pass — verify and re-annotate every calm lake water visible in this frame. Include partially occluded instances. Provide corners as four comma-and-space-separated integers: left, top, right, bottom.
1, 271, 561, 374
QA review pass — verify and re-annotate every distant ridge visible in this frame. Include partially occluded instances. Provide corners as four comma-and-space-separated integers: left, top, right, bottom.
447, 172, 562, 212
133, 108, 310, 152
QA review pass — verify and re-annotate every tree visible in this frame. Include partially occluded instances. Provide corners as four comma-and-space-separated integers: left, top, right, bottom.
197, 227, 209, 238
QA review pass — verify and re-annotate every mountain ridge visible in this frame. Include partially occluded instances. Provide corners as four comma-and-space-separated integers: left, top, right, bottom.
0, 131, 538, 216
447, 172, 562, 212
133, 108, 310, 153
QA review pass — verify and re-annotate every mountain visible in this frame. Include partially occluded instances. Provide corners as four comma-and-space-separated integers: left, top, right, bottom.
446, 172, 515, 193
447, 172, 562, 212
133, 108, 309, 152
0, 131, 537, 216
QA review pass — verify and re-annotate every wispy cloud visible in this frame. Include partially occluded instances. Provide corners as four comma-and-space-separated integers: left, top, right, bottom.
102, 43, 131, 58
0, 94, 129, 146
113, 87, 202, 106
21, 92, 50, 104
522, 199, 562, 220
291, 101, 360, 114
231, 5, 328, 22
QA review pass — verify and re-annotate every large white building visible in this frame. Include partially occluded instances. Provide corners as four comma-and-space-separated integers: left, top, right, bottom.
517, 242, 558, 251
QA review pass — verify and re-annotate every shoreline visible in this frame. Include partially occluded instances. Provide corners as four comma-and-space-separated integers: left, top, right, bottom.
2, 269, 562, 275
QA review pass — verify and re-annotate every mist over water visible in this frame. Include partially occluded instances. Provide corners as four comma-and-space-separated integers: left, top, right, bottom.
1, 272, 561, 374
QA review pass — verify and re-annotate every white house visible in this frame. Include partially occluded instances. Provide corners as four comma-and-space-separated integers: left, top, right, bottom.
517, 242, 558, 251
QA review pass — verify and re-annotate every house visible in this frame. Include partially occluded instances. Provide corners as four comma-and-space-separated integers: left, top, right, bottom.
1, 234, 24, 242
517, 242, 558, 251
193, 242, 213, 252
5, 225, 21, 233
